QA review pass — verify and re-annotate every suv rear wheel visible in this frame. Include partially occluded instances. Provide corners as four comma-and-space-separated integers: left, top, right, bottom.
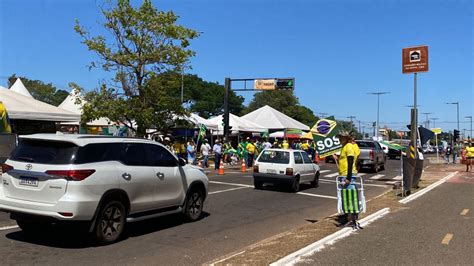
183, 188, 203, 222
94, 200, 126, 245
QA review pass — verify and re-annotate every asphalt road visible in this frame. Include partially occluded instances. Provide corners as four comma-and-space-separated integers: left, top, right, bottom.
0, 159, 402, 265
296, 170, 474, 265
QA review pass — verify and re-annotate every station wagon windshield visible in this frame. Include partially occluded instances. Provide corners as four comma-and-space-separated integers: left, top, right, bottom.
258, 150, 290, 164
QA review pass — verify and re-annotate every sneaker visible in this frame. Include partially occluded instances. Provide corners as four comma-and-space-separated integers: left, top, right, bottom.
345, 221, 354, 228
356, 222, 364, 230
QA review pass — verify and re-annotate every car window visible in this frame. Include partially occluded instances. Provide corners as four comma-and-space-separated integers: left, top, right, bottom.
75, 143, 122, 164
120, 143, 148, 166
257, 150, 290, 164
356, 141, 375, 148
10, 139, 78, 164
302, 152, 312, 164
145, 144, 178, 167
294, 152, 303, 164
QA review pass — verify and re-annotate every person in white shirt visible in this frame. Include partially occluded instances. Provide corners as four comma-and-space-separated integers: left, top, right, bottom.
200, 139, 211, 168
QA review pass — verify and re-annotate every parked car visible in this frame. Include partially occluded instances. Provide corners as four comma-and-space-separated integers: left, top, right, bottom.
253, 149, 320, 192
0, 134, 208, 244
387, 147, 402, 160
355, 140, 386, 172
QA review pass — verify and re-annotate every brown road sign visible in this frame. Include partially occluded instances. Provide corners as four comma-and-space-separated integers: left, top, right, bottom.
402, 45, 429, 74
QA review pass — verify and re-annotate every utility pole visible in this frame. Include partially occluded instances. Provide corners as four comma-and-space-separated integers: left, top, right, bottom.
368, 91, 390, 140
431, 117, 439, 128
347, 116, 356, 132
465, 116, 473, 139
421, 112, 433, 128
446, 102, 460, 131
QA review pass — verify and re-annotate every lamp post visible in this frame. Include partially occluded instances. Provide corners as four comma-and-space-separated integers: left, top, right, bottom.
431, 117, 439, 128
368, 92, 390, 140
421, 112, 433, 128
446, 102, 460, 131
466, 116, 473, 139
347, 116, 356, 132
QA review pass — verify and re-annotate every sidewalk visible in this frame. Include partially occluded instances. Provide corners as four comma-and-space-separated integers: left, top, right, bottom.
207, 160, 468, 265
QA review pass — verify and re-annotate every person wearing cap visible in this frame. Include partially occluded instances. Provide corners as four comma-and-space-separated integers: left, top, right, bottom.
213, 139, 223, 170
200, 139, 211, 168
333, 130, 361, 229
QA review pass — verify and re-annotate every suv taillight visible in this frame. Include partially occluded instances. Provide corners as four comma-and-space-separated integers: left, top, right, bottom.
45, 170, 96, 181
286, 168, 294, 176
1, 164, 13, 173
253, 165, 259, 173
369, 150, 375, 160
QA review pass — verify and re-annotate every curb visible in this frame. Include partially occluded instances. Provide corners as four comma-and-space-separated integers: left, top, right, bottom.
399, 171, 458, 204
270, 208, 390, 266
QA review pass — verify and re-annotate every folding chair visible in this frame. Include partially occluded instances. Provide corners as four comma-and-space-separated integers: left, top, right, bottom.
336, 175, 366, 214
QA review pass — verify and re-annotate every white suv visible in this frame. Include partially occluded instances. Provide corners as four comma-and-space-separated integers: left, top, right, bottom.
0, 134, 208, 244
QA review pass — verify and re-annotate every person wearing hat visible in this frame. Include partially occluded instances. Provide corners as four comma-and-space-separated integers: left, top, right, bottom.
333, 130, 361, 229
200, 139, 211, 168
213, 139, 223, 170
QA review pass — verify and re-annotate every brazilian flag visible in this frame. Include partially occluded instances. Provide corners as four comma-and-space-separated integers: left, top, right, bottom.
341, 188, 360, 214
0, 102, 12, 133
197, 123, 207, 142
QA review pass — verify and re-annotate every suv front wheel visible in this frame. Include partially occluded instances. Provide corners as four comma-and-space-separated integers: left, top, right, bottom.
94, 200, 126, 245
183, 188, 203, 222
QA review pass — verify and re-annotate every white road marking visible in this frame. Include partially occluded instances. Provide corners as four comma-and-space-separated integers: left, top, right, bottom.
209, 181, 254, 188
369, 174, 385, 180
324, 173, 339, 178
460, 209, 469, 216
399, 171, 458, 204
209, 250, 246, 266
385, 181, 398, 185
441, 233, 453, 245
296, 192, 337, 200
0, 225, 19, 231
358, 173, 366, 176
393, 175, 403, 180
209, 187, 249, 194
319, 170, 331, 173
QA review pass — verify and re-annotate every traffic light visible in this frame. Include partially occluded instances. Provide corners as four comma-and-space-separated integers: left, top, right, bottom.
276, 78, 294, 90
373, 122, 376, 127
453, 129, 460, 141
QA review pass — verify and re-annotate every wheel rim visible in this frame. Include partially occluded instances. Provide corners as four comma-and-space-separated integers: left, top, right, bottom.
188, 192, 202, 219
100, 205, 122, 239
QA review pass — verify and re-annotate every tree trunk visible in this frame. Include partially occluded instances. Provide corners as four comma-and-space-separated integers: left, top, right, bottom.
136, 125, 146, 138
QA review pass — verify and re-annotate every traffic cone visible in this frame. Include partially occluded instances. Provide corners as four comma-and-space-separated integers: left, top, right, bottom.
241, 159, 247, 172
314, 152, 320, 164
218, 159, 225, 175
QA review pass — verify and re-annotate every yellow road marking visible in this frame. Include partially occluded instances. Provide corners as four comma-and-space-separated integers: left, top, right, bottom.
460, 209, 469, 216
441, 233, 453, 245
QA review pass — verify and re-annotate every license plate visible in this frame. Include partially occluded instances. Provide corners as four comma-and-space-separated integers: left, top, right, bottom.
19, 177, 39, 187
267, 169, 276, 174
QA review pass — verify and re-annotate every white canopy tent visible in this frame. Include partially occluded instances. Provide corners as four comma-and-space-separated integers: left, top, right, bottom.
241, 105, 310, 131
185, 113, 219, 130
0, 88, 80, 121
9, 78, 33, 98
207, 113, 266, 134
58, 91, 113, 126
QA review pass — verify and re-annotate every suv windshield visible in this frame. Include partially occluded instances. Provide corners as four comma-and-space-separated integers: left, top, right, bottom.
258, 150, 290, 164
10, 139, 78, 164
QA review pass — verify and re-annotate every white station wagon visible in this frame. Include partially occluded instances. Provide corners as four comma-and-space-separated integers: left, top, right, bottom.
253, 149, 320, 192
0, 134, 208, 244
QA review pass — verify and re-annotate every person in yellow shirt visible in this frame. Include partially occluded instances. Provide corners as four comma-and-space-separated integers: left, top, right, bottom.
465, 142, 474, 172
350, 133, 360, 174
282, 139, 289, 149
246, 139, 257, 167
301, 140, 310, 153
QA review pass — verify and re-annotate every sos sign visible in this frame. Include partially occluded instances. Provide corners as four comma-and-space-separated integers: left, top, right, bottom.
316, 136, 342, 157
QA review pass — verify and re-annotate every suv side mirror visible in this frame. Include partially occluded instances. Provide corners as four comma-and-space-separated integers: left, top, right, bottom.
179, 157, 186, 167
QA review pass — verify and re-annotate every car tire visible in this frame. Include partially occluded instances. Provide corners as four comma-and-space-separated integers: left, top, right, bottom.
291, 176, 300, 192
380, 161, 385, 171
310, 172, 320, 188
94, 200, 126, 245
183, 188, 204, 222
254, 180, 263, 190
371, 163, 378, 173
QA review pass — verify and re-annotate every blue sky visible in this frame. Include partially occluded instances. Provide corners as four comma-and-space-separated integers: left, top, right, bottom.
0, 0, 472, 135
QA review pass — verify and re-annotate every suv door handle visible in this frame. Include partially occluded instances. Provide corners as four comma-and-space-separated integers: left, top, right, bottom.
156, 172, 164, 179
122, 173, 131, 180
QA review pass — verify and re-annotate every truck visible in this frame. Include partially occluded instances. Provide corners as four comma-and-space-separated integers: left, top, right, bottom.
355, 140, 386, 172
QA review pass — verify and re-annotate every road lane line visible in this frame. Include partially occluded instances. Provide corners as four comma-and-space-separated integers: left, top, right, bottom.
393, 175, 402, 180
209, 181, 254, 188
441, 233, 453, 245
319, 170, 331, 173
271, 208, 390, 266
369, 174, 385, 180
399, 171, 458, 204
209, 250, 246, 266
296, 192, 337, 200
324, 173, 339, 178
460, 209, 469, 216
0, 225, 19, 231
209, 187, 249, 195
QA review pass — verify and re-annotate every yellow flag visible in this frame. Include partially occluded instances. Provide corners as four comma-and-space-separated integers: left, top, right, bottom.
0, 102, 12, 133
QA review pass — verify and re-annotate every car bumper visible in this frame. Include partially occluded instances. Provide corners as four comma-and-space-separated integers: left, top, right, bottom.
358, 159, 376, 166
253, 173, 294, 185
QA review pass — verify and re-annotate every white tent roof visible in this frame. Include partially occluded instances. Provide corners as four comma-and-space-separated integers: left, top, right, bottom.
207, 113, 266, 133
58, 91, 114, 126
9, 78, 33, 98
0, 88, 80, 122
186, 113, 218, 130
241, 105, 310, 130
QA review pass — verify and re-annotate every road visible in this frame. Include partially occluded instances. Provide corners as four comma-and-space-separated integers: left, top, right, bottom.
0, 159, 403, 265
296, 170, 474, 265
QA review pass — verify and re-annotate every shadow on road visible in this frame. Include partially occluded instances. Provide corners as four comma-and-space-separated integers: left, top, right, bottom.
5, 211, 210, 249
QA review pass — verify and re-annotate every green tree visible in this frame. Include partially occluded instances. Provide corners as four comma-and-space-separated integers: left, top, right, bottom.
75, 0, 199, 136
8, 74, 69, 106
243, 90, 317, 126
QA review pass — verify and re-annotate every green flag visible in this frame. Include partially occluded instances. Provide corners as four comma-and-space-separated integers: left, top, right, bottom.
197, 124, 207, 142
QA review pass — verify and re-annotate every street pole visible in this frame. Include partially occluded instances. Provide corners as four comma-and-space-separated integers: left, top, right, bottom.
368, 91, 390, 141
347, 116, 356, 132
223, 78, 230, 140
421, 112, 432, 128
410, 73, 418, 159
446, 102, 460, 143
431, 117, 439, 128
466, 116, 473, 139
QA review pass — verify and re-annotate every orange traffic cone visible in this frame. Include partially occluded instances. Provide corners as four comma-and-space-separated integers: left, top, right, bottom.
314, 152, 320, 164
241, 159, 247, 172
218, 159, 225, 175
